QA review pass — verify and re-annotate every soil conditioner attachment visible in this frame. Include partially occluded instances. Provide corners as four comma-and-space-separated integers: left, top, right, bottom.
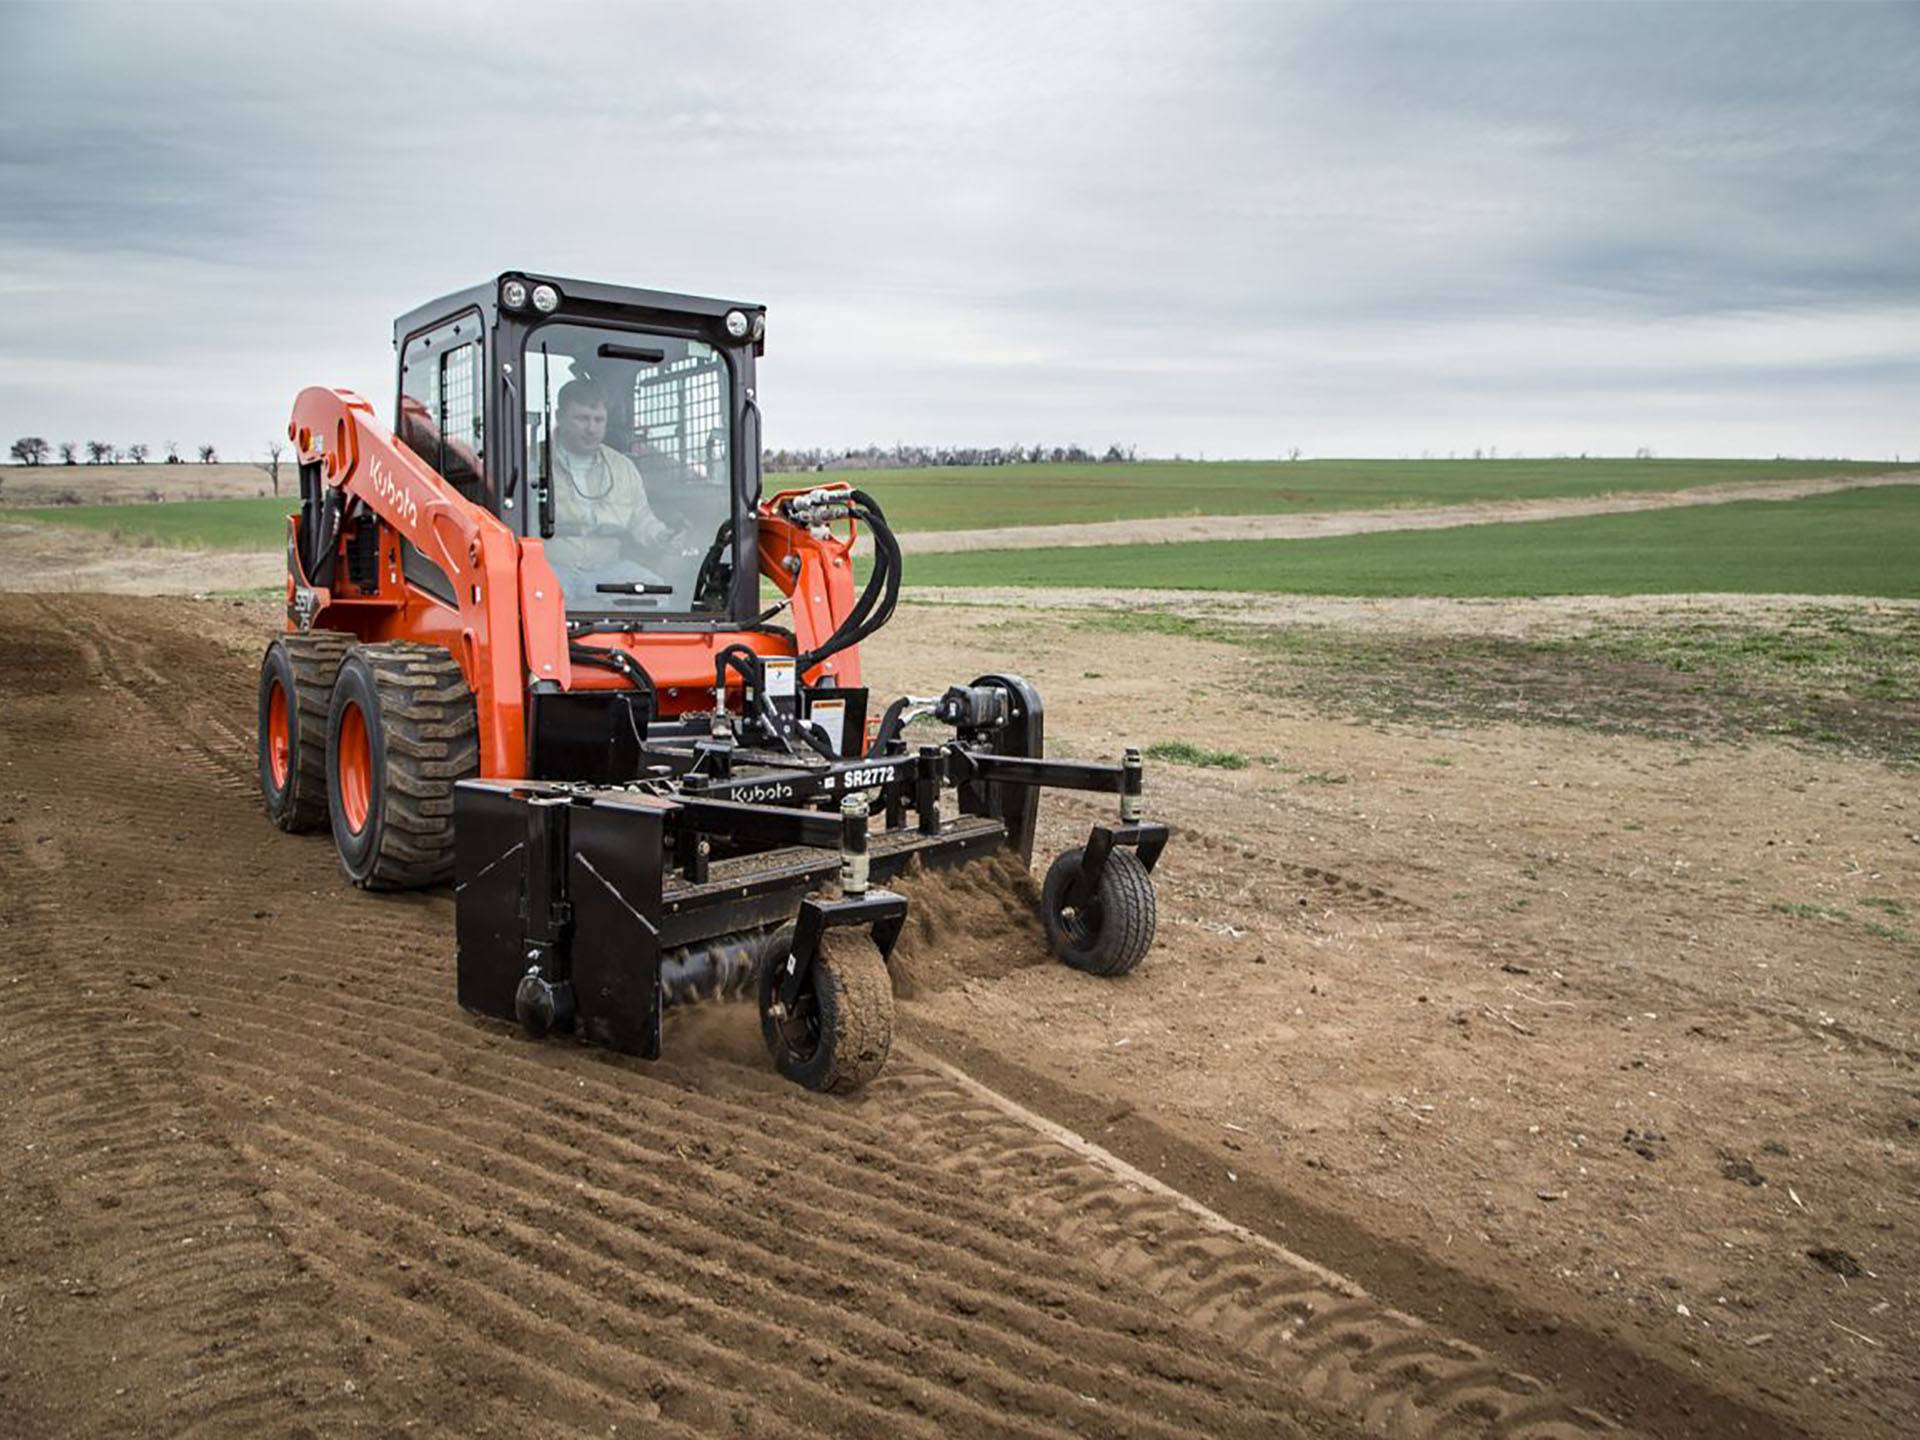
256, 272, 1169, 1091
458, 673, 1168, 1091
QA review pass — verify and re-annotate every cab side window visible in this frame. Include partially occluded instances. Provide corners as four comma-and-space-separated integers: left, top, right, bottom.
398, 313, 487, 504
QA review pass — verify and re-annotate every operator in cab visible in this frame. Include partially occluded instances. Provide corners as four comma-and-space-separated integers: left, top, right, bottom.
543, 379, 678, 586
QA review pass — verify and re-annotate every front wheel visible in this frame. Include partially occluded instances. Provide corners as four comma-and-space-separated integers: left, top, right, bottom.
1041, 845, 1157, 977
326, 644, 479, 890
758, 927, 894, 1093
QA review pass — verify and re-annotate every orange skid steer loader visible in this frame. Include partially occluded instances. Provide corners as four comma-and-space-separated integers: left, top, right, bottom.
257, 273, 1167, 1091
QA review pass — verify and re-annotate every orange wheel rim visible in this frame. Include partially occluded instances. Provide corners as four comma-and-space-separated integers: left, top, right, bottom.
266, 680, 291, 789
338, 700, 373, 834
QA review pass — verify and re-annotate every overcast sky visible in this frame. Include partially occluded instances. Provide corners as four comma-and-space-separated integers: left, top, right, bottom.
2, 0, 1915, 462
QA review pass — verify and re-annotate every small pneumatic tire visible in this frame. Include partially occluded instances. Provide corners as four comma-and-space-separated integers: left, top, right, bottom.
757, 926, 894, 1093
1041, 845, 1157, 977
325, 643, 479, 890
258, 631, 353, 833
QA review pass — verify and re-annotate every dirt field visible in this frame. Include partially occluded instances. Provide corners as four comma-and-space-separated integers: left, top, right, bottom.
0, 519, 285, 594
0, 463, 283, 507
3, 583, 1915, 1439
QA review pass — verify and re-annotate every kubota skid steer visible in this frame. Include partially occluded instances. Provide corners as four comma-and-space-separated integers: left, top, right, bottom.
257, 273, 1168, 1091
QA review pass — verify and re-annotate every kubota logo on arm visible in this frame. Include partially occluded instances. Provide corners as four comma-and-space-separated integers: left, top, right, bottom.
369, 457, 419, 529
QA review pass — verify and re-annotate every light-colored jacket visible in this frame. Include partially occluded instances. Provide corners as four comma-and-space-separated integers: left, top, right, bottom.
545, 444, 672, 572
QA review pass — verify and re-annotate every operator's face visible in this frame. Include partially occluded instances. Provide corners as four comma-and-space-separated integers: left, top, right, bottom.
557, 400, 607, 455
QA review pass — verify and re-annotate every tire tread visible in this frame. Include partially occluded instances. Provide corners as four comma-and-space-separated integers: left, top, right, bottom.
758, 928, 895, 1092
262, 630, 354, 833
333, 643, 479, 889
815, 936, 894, 1093
1042, 846, 1157, 977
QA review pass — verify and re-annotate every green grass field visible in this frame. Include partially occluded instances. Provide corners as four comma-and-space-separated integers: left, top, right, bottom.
11, 495, 294, 550
898, 485, 1920, 599
842, 457, 1906, 531
12, 457, 1909, 549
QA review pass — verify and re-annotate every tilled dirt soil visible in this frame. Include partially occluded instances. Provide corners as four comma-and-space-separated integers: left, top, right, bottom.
0, 519, 285, 595
2, 591, 1915, 1439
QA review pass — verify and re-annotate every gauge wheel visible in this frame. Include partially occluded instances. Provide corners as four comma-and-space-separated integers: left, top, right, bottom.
1041, 845, 1157, 977
758, 926, 894, 1093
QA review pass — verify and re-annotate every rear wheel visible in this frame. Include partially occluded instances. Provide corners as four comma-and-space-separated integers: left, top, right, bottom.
326, 644, 479, 889
1041, 845, 1157, 977
258, 631, 353, 833
758, 926, 894, 1093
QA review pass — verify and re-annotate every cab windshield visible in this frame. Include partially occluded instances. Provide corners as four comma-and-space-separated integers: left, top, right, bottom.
525, 323, 734, 615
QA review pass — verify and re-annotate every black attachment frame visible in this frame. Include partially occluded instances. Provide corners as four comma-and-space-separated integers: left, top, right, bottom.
455, 670, 1166, 1067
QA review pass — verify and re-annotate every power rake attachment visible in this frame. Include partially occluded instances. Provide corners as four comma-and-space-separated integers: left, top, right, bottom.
454, 673, 1170, 1092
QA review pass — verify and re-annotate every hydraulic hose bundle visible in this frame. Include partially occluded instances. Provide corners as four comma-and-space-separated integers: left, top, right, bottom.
794, 488, 901, 673
568, 641, 657, 709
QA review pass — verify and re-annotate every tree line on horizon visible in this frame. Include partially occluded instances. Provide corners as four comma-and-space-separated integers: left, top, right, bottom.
763, 442, 1140, 472
8, 434, 1143, 472
9, 436, 291, 497
10, 437, 222, 466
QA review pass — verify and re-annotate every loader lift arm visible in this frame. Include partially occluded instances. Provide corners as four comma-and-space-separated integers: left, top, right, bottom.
286, 385, 571, 778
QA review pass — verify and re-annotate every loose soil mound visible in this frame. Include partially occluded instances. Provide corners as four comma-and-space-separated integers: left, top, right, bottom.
887, 851, 1051, 997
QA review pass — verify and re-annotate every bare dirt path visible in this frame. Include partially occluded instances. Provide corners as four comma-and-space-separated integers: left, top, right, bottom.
0, 519, 284, 594
897, 471, 1920, 553
0, 462, 282, 507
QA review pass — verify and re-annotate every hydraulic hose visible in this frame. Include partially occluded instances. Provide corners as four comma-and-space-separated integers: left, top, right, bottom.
568, 642, 658, 710
796, 489, 901, 674
871, 696, 912, 754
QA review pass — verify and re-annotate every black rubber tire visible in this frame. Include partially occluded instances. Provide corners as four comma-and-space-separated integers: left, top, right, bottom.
258, 631, 353, 833
325, 643, 479, 890
1041, 845, 1157, 977
757, 926, 894, 1093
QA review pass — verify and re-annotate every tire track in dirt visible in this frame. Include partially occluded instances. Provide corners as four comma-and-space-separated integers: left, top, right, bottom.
43, 598, 259, 796
112, 935, 1346, 1439
0, 896, 381, 1437
1049, 793, 1425, 925
1162, 818, 1425, 918
876, 1062, 1620, 1439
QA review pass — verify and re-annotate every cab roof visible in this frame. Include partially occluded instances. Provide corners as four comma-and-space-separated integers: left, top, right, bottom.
393, 272, 765, 347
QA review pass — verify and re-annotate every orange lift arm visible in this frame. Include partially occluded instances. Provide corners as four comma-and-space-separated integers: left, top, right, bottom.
285, 386, 564, 779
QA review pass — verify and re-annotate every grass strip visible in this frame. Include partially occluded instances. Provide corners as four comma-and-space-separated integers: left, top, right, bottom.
1142, 739, 1249, 770
900, 485, 1920, 598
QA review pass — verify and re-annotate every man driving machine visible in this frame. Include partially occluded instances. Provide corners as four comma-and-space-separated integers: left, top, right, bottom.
544, 378, 679, 590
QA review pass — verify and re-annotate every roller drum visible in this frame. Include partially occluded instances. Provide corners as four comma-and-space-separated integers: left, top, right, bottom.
660, 930, 768, 1008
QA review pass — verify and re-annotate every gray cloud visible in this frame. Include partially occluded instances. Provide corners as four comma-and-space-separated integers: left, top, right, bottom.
0, 0, 1914, 462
